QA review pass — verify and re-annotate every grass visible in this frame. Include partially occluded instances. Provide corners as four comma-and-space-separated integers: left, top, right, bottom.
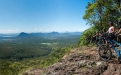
76, 50, 84, 54
80, 66, 87, 69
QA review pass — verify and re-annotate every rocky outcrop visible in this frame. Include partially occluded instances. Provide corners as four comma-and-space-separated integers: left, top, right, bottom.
44, 48, 107, 75
43, 46, 121, 75
25, 46, 121, 75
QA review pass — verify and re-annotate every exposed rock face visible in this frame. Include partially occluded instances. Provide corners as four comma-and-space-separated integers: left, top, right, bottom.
43, 46, 121, 75
25, 46, 121, 75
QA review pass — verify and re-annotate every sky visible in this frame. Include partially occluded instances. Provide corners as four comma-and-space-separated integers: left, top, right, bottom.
0, 0, 91, 33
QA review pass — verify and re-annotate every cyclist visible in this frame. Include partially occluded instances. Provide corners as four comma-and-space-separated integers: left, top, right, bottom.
117, 21, 121, 34
117, 21, 121, 42
107, 22, 115, 39
101, 28, 107, 44
102, 28, 107, 38
107, 22, 115, 33
118, 21, 121, 32
93, 31, 100, 47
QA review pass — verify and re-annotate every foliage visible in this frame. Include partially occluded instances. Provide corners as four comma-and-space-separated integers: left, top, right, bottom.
38, 47, 71, 68
78, 27, 95, 45
79, 0, 121, 46
0, 47, 71, 75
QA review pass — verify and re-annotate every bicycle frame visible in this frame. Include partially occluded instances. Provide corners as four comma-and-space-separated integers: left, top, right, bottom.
108, 39, 121, 59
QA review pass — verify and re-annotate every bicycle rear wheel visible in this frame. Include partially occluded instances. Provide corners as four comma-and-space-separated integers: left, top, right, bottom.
98, 44, 112, 62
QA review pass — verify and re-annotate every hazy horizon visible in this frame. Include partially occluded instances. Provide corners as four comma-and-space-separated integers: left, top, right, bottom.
0, 31, 83, 34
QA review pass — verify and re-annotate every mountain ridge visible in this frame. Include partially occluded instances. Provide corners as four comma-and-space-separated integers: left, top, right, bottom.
17, 32, 34, 38
0, 32, 82, 37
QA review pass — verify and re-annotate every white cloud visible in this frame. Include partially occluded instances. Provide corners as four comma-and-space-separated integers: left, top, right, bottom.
34, 28, 43, 31
0, 29, 19, 33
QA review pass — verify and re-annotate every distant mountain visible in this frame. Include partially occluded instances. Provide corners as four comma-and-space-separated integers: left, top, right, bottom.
29, 32, 60, 37
30, 32, 44, 37
0, 32, 82, 38
62, 32, 82, 35
47, 32, 60, 35
69, 32, 82, 35
17, 32, 34, 38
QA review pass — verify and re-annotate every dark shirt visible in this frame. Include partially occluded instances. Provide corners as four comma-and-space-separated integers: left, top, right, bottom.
102, 32, 106, 38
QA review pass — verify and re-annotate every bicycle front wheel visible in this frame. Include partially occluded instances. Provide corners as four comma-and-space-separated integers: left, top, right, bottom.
98, 44, 112, 62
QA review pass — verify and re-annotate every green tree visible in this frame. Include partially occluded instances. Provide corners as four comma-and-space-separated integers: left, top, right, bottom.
79, 0, 121, 45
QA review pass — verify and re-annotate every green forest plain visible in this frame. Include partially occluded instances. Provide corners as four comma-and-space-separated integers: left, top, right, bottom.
0, 32, 81, 75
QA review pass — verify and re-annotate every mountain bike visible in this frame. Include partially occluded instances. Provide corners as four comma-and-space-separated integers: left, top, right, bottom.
95, 37, 105, 50
98, 34, 121, 62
